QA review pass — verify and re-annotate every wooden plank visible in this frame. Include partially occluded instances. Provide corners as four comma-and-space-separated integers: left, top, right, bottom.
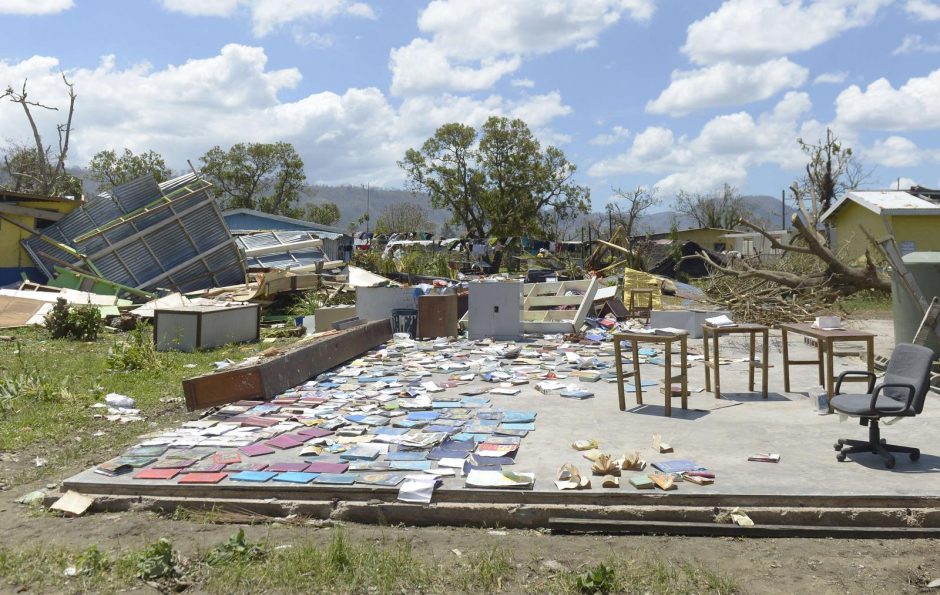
182, 319, 392, 410
914, 297, 940, 346
0, 202, 65, 221
548, 517, 940, 538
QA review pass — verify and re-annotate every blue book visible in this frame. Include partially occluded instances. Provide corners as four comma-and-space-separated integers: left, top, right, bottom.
499, 422, 536, 431
386, 451, 427, 461
387, 460, 432, 471
230, 471, 276, 482
374, 427, 409, 436
407, 411, 440, 421
651, 460, 705, 474
273, 472, 319, 484
313, 473, 357, 484
502, 411, 537, 423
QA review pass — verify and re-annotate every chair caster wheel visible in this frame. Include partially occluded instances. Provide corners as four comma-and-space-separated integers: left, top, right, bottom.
833, 442, 842, 451
836, 453, 846, 462
885, 459, 895, 469
911, 451, 921, 461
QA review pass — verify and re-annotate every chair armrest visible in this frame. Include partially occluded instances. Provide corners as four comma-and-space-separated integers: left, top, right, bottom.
835, 370, 876, 395
869, 383, 916, 413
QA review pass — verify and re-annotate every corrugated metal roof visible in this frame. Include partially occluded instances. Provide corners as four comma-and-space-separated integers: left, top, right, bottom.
236, 231, 329, 270
820, 190, 940, 222
21, 173, 246, 292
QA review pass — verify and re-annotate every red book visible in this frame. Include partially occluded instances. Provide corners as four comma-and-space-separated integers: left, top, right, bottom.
134, 468, 179, 480
178, 472, 227, 484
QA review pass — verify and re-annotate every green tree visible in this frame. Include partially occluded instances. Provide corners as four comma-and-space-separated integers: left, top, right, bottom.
303, 201, 341, 226
374, 201, 435, 235
87, 148, 171, 191
399, 116, 590, 241
199, 142, 306, 217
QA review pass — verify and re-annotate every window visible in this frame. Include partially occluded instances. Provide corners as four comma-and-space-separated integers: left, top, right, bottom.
713, 242, 726, 252
34, 218, 55, 230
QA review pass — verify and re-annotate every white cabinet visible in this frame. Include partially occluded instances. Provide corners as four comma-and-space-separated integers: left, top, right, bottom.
468, 281, 522, 340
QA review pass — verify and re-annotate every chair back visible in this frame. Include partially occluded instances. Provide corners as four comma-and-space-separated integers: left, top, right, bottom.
883, 343, 935, 413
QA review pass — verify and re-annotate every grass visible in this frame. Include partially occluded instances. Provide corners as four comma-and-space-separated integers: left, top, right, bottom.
836, 290, 892, 314
0, 529, 740, 594
0, 326, 300, 487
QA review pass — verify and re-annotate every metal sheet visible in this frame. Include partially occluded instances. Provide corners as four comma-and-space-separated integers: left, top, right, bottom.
22, 173, 246, 292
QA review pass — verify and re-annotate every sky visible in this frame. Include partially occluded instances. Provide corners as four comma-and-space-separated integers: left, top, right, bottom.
0, 0, 938, 211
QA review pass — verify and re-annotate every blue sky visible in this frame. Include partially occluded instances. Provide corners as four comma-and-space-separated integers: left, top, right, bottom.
0, 0, 938, 211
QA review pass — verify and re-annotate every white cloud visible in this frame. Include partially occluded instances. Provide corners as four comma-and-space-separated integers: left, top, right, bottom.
893, 33, 940, 54
0, 0, 73, 14
0, 46, 573, 186
511, 78, 535, 88
904, 0, 940, 20
390, 0, 655, 95
896, 176, 919, 189
589, 125, 630, 145
590, 92, 818, 195
865, 136, 925, 167
646, 58, 808, 116
159, 0, 375, 36
683, 0, 891, 65
389, 39, 521, 95
292, 30, 334, 48
835, 69, 940, 130
814, 71, 848, 84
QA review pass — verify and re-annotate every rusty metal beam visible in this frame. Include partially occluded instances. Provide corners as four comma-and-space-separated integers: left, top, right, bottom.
182, 319, 392, 411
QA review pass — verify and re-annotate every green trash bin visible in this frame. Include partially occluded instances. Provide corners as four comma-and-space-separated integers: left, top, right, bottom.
892, 252, 940, 354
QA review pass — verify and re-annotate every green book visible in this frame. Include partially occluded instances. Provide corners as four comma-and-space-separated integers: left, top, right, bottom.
629, 474, 654, 489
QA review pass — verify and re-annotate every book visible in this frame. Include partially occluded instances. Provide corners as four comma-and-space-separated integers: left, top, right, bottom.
748, 453, 780, 463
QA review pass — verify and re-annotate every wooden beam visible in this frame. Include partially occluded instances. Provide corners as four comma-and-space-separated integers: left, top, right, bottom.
182, 319, 392, 410
0, 202, 64, 221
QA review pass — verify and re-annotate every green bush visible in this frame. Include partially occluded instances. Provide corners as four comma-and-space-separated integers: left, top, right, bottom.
577, 563, 616, 594
106, 322, 161, 371
136, 538, 177, 581
204, 529, 266, 566
44, 299, 102, 341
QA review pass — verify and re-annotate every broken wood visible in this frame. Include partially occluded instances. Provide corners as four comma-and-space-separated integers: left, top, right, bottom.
182, 318, 392, 411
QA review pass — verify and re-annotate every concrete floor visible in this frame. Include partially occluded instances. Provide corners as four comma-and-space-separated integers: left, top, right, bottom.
65, 318, 940, 502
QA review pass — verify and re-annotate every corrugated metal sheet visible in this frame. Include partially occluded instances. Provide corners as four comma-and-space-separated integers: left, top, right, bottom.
21, 173, 246, 293
236, 231, 330, 269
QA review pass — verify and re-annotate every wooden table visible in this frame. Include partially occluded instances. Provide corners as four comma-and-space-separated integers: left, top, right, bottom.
779, 323, 875, 399
703, 323, 769, 399
612, 331, 688, 416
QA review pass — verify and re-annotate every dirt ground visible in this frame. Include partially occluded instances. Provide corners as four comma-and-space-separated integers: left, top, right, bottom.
3, 309, 938, 594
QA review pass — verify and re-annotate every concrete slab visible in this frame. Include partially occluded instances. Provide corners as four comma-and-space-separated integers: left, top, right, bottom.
63, 318, 940, 519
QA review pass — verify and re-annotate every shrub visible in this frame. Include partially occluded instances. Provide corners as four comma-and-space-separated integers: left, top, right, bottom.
576, 563, 616, 594
204, 529, 266, 566
136, 538, 177, 581
107, 322, 161, 371
44, 299, 102, 341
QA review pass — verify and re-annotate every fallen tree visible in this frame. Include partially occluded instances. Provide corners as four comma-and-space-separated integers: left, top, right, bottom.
688, 129, 888, 324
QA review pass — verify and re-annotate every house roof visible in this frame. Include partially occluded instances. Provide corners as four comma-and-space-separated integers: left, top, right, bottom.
819, 190, 940, 223
0, 189, 83, 203
222, 208, 345, 235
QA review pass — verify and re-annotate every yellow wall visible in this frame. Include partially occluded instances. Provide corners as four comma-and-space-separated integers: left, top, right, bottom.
0, 199, 80, 269
673, 228, 734, 251
829, 202, 940, 262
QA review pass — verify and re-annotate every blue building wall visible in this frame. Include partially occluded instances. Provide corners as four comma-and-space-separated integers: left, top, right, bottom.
224, 212, 317, 232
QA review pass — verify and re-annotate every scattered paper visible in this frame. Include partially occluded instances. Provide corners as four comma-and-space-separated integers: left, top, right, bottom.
50, 490, 94, 517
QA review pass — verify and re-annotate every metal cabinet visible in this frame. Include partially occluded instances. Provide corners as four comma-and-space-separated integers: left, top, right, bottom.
468, 281, 522, 340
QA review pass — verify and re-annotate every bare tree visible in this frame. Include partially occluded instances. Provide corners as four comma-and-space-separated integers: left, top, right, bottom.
1, 74, 81, 197
674, 183, 749, 230
794, 128, 873, 225
607, 185, 658, 239
373, 201, 435, 235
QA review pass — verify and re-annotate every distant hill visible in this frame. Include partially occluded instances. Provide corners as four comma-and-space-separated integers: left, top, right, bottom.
635, 195, 796, 235
301, 185, 449, 232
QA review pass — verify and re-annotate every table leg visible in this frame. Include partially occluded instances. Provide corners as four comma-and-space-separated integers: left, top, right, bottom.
817, 339, 825, 387
680, 336, 688, 410
664, 339, 672, 417
713, 330, 721, 399
825, 339, 835, 399
866, 337, 874, 375
631, 339, 643, 405
703, 328, 711, 393
762, 329, 769, 398
614, 336, 625, 411
748, 331, 756, 392
781, 327, 790, 393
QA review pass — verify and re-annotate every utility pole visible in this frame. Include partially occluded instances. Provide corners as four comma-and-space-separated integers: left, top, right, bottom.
781, 189, 786, 230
